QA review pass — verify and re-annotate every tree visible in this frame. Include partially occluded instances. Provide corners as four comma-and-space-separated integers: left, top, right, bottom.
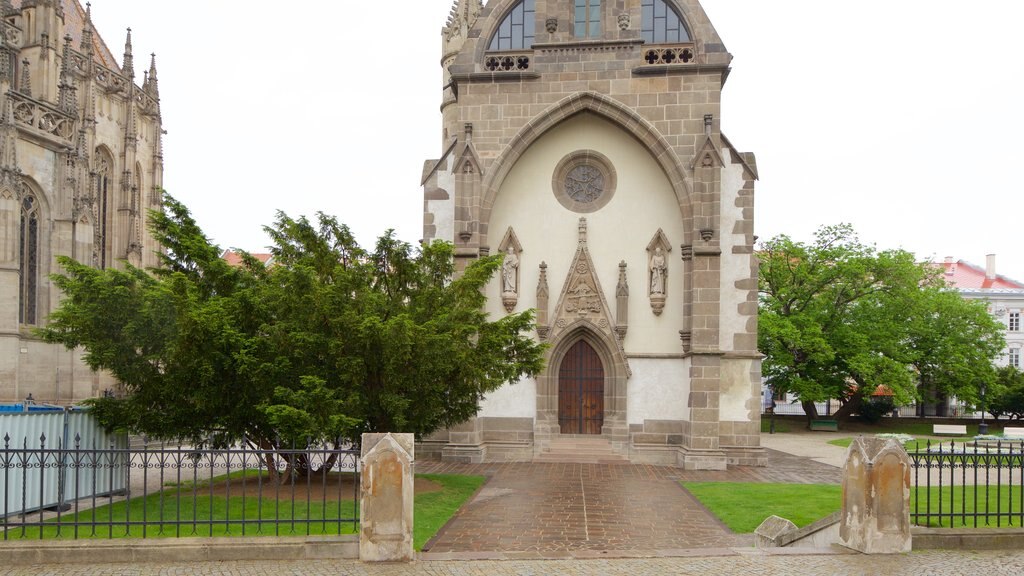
988, 366, 1024, 421
40, 195, 546, 474
897, 287, 1004, 411
758, 224, 1004, 424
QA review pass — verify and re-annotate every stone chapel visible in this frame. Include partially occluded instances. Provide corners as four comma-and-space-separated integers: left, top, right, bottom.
0, 0, 163, 404
421, 0, 763, 469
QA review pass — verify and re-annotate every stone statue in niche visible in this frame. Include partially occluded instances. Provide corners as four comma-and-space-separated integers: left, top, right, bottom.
650, 247, 667, 295
502, 246, 519, 294
646, 230, 671, 316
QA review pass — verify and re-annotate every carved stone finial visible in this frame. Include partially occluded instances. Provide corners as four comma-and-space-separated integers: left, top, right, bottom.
147, 53, 160, 97
19, 58, 30, 96
80, 3, 95, 55
537, 261, 549, 340
578, 217, 587, 244
123, 27, 134, 79
58, 34, 77, 115
616, 261, 629, 341
704, 114, 713, 136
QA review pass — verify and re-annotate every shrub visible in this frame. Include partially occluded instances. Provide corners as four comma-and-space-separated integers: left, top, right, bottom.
859, 396, 895, 423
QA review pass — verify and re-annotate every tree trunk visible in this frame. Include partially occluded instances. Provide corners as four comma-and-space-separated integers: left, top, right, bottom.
830, 397, 860, 422
802, 400, 820, 426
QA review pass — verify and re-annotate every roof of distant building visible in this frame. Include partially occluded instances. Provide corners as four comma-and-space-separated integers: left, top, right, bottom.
935, 257, 1024, 290
222, 250, 273, 267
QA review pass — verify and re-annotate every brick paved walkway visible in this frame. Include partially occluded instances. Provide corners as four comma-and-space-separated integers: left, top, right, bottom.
5, 551, 1024, 576
414, 449, 841, 555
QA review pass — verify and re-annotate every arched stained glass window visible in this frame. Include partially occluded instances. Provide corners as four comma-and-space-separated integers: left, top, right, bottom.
488, 0, 535, 51
641, 0, 691, 44
574, 0, 601, 38
19, 194, 38, 325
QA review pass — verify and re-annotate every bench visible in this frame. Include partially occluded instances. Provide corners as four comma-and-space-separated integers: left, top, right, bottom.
809, 420, 839, 432
933, 424, 967, 436
1002, 427, 1024, 439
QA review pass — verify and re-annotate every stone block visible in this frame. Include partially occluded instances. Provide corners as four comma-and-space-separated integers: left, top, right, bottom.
838, 437, 912, 554
755, 515, 798, 548
643, 419, 683, 434
360, 433, 414, 563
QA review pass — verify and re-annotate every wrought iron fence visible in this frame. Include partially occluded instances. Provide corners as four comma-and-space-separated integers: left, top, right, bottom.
908, 440, 1024, 528
1, 434, 360, 540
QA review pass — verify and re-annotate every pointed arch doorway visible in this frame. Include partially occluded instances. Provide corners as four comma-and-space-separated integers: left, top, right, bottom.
558, 340, 605, 434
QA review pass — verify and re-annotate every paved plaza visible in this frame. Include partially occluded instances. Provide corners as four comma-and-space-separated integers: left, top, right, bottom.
415, 448, 840, 555
4, 551, 1024, 576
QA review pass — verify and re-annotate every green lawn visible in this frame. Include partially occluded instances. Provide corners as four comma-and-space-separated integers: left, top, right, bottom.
414, 474, 486, 550
682, 482, 841, 533
912, 485, 1024, 528
683, 481, 1024, 533
5, 472, 485, 549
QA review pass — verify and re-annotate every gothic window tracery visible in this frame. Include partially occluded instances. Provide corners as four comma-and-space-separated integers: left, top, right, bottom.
488, 0, 535, 51
19, 193, 38, 325
641, 0, 691, 44
574, 0, 601, 38
552, 150, 617, 214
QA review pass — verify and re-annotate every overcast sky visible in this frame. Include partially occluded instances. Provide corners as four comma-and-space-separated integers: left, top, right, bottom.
88, 1, 1024, 282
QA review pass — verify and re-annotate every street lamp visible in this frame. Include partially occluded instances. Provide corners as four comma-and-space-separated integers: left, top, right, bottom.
979, 384, 989, 436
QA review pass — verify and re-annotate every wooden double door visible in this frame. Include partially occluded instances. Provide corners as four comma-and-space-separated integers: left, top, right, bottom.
558, 340, 605, 435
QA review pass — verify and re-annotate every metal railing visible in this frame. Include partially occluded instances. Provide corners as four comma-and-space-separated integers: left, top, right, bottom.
908, 440, 1024, 528
2, 434, 360, 540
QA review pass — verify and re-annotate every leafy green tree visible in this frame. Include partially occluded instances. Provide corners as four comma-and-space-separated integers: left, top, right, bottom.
897, 287, 1004, 410
40, 196, 545, 475
988, 366, 1024, 421
758, 224, 1004, 424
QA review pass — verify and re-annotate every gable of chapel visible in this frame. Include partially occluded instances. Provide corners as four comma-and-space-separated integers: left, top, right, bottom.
423, 0, 763, 470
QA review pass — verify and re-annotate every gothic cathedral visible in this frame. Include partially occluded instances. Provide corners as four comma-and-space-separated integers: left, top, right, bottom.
0, 1, 163, 403
421, 0, 763, 469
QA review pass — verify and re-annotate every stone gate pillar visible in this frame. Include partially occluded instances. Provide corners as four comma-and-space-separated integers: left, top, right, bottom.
360, 433, 415, 562
839, 437, 912, 554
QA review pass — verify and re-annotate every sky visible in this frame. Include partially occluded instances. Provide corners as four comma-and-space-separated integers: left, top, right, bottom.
88, 1, 1024, 282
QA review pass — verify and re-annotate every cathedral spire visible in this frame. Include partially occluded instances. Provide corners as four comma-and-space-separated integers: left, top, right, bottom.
80, 3, 95, 56
58, 34, 77, 115
122, 27, 134, 78
146, 53, 159, 98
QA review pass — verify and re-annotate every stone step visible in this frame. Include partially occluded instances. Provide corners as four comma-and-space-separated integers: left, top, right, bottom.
533, 454, 630, 464
534, 436, 629, 464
